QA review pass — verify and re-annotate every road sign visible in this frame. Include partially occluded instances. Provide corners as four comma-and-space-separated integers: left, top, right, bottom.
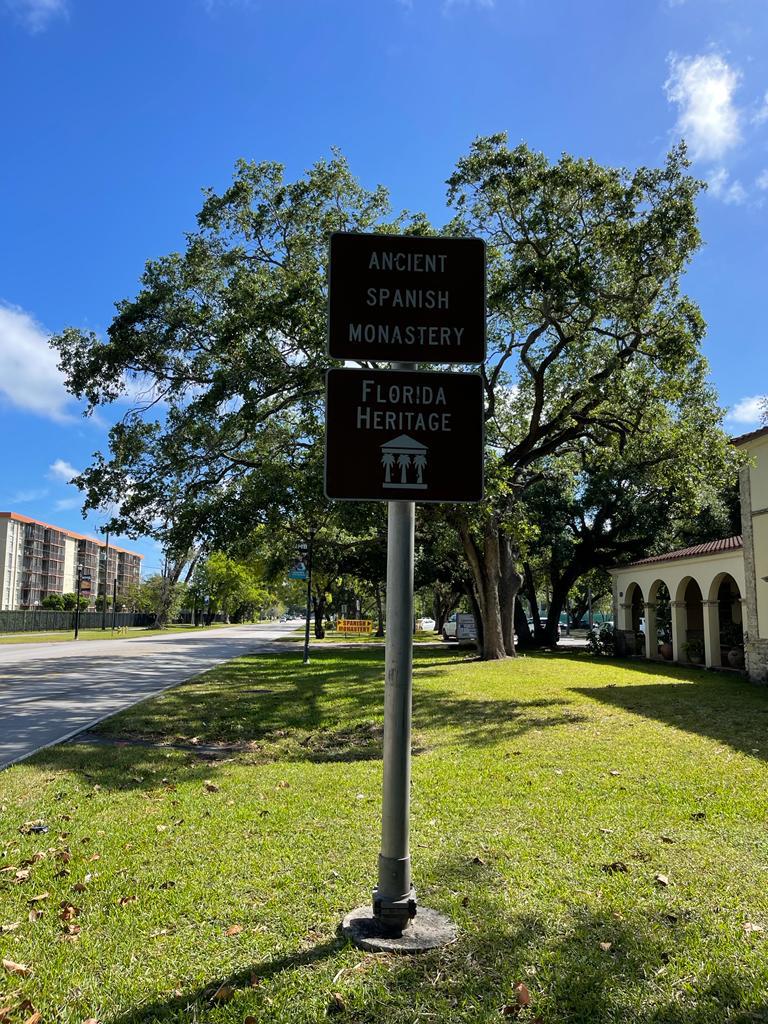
328, 232, 485, 364
289, 564, 308, 580
325, 368, 483, 503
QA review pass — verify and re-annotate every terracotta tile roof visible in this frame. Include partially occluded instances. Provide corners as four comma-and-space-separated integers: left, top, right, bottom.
731, 425, 768, 446
0, 512, 143, 558
626, 535, 743, 568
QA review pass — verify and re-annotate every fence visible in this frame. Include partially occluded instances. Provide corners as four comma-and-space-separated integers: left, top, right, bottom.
0, 610, 155, 634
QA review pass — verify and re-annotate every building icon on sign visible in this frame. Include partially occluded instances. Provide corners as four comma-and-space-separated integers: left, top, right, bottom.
381, 435, 428, 490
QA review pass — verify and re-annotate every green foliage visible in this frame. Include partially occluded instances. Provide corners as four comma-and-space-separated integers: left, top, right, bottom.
41, 593, 65, 610
61, 592, 89, 611
586, 623, 616, 657
123, 575, 188, 620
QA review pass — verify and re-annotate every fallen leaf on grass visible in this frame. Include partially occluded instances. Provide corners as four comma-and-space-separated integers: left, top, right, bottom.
471, 856, 486, 866
118, 895, 138, 907
0, 923, 20, 933
88, 854, 100, 862
602, 861, 629, 874
0, 1008, 11, 1023
690, 811, 706, 821
158, 881, 176, 890
23, 1011, 41, 1024
608, 770, 621, 776
276, 781, 290, 790
62, 924, 81, 941
654, 874, 670, 887
244, 1017, 260, 1024
28, 910, 43, 923
82, 1018, 101, 1023
59, 902, 81, 921
210, 983, 234, 1004
2, 958, 32, 976
19, 822, 48, 835
53, 869, 71, 879
599, 941, 613, 952
204, 781, 220, 793
660, 835, 676, 844
14, 870, 31, 882
225, 925, 243, 936
743, 922, 764, 934
327, 992, 347, 1015
28, 893, 49, 903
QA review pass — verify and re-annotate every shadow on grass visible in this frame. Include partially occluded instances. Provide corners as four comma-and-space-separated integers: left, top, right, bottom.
106, 900, 768, 1024
29, 648, 586, 789
569, 656, 768, 763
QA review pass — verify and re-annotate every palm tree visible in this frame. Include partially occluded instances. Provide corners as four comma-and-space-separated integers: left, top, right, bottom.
413, 453, 427, 483
381, 452, 395, 483
397, 453, 410, 483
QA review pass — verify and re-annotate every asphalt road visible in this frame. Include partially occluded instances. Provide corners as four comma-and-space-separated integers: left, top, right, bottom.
0, 622, 298, 770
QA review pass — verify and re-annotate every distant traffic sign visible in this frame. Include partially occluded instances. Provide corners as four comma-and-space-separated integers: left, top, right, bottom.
328, 233, 485, 364
325, 368, 483, 503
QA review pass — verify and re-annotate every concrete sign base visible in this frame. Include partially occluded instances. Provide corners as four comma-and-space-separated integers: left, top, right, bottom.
341, 904, 457, 953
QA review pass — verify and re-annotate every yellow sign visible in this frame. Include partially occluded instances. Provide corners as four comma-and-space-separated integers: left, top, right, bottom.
337, 619, 373, 634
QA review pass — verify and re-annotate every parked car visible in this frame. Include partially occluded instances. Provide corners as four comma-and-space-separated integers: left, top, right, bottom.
442, 613, 477, 641
526, 618, 562, 638
417, 616, 436, 631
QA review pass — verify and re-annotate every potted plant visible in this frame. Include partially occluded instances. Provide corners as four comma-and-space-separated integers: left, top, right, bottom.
683, 637, 705, 665
720, 621, 745, 669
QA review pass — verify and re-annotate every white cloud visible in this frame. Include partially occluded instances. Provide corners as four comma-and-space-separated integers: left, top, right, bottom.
4, 0, 67, 32
706, 166, 747, 204
756, 169, 768, 191
49, 458, 81, 482
55, 496, 82, 511
753, 90, 768, 126
0, 304, 75, 422
7, 488, 49, 504
727, 395, 766, 426
665, 53, 741, 161
443, 0, 494, 9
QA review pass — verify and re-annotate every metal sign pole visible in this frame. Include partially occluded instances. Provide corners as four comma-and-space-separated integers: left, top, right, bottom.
373, 494, 416, 931
303, 533, 313, 665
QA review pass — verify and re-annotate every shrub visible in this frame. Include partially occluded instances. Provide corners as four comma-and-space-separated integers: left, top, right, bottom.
587, 624, 616, 657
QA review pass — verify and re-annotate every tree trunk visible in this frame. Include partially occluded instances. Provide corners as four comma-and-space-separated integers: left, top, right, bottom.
514, 599, 533, 647
152, 557, 184, 629
313, 591, 326, 639
374, 583, 385, 637
499, 534, 523, 656
457, 517, 507, 660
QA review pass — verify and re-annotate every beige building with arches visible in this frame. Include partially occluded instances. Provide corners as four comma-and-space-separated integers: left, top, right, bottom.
610, 425, 768, 683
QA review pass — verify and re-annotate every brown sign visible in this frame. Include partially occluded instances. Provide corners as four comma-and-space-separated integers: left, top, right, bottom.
325, 368, 484, 503
328, 232, 485, 363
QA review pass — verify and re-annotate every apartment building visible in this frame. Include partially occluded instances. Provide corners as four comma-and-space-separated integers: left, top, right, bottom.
0, 513, 143, 610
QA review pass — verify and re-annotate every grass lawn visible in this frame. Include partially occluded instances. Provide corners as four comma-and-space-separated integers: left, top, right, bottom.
1, 649, 768, 1022
0, 623, 251, 646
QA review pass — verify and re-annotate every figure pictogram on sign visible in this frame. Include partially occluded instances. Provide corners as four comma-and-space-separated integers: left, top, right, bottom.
381, 435, 427, 490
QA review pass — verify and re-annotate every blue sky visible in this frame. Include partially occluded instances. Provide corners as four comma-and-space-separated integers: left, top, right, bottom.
1, 0, 767, 570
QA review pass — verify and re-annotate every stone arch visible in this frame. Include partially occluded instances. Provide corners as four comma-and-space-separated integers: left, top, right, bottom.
674, 576, 705, 664
705, 572, 744, 669
647, 579, 673, 660
620, 581, 644, 633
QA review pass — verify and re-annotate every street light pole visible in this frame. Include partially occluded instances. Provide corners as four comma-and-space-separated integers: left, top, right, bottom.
101, 531, 110, 631
302, 532, 314, 666
74, 564, 83, 640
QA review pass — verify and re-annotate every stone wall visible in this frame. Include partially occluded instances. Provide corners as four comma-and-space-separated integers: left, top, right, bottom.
740, 464, 767, 684
746, 638, 768, 685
